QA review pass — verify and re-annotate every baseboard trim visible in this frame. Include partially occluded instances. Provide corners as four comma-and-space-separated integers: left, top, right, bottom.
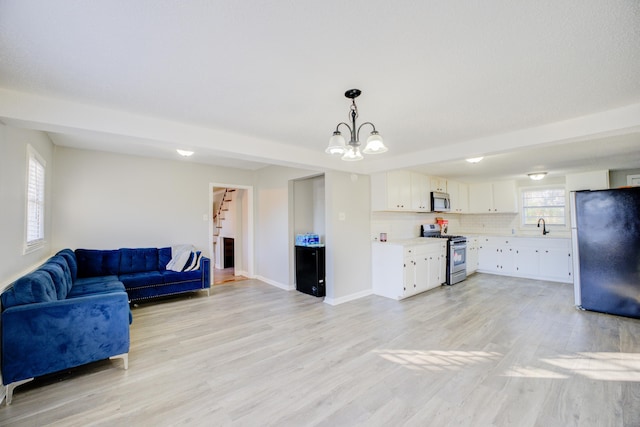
324, 289, 373, 306
255, 275, 294, 291
235, 269, 249, 278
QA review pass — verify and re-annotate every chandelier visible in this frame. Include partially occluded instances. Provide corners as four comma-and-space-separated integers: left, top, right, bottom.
326, 89, 388, 161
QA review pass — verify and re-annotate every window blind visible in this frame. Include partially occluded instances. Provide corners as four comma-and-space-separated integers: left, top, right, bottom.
26, 149, 45, 245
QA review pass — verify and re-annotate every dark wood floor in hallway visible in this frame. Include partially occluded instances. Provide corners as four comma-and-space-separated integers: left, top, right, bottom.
2, 273, 639, 426
214, 267, 248, 285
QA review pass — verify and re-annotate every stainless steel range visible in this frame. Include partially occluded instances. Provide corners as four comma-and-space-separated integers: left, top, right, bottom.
421, 224, 467, 285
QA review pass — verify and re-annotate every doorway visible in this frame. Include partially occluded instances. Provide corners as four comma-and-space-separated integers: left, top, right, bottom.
210, 183, 254, 285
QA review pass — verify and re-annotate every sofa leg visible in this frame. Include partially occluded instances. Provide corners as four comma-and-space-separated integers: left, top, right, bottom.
109, 353, 129, 370
4, 378, 34, 405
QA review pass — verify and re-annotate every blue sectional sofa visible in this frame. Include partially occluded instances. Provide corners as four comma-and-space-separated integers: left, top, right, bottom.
1, 249, 130, 404
1, 247, 210, 404
74, 247, 211, 303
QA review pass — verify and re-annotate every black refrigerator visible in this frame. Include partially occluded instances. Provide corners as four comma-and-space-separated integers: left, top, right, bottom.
571, 187, 640, 318
295, 246, 325, 297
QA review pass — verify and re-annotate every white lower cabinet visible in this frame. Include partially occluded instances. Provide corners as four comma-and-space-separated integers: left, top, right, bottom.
477, 236, 572, 283
372, 240, 446, 300
538, 247, 573, 282
514, 246, 539, 277
477, 237, 515, 274
466, 236, 479, 274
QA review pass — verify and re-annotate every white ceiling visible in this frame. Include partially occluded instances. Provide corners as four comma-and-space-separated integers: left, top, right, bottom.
1, 1, 639, 180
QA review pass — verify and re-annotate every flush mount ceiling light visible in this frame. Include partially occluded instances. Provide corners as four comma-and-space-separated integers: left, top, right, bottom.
528, 172, 547, 180
176, 149, 194, 157
466, 157, 484, 163
326, 89, 388, 161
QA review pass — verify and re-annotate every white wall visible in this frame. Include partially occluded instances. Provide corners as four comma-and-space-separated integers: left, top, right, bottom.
52, 147, 253, 253
293, 175, 325, 241
324, 171, 372, 303
0, 124, 55, 286
254, 165, 322, 289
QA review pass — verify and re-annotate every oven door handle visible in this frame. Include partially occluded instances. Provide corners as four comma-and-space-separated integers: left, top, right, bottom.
451, 244, 467, 250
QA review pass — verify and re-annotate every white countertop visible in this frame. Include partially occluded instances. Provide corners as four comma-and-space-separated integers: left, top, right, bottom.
373, 234, 571, 246
374, 237, 445, 246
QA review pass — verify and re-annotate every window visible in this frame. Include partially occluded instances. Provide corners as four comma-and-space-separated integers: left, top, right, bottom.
521, 187, 566, 226
25, 145, 46, 252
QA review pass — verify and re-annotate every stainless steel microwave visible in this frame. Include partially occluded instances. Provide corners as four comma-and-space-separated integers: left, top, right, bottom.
431, 191, 450, 212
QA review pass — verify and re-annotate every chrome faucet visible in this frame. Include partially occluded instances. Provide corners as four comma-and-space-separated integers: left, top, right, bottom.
537, 218, 549, 235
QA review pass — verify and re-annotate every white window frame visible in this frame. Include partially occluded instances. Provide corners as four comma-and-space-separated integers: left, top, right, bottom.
520, 185, 568, 229
24, 144, 46, 254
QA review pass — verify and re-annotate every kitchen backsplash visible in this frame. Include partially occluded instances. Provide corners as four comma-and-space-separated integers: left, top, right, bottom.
371, 212, 570, 240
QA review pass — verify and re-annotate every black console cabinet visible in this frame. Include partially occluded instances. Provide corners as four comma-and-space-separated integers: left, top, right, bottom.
295, 246, 325, 297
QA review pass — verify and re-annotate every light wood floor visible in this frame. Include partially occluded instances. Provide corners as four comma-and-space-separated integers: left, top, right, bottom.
2, 273, 640, 426
214, 267, 248, 285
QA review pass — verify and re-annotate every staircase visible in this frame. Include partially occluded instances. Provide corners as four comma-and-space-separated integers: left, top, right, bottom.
213, 188, 235, 239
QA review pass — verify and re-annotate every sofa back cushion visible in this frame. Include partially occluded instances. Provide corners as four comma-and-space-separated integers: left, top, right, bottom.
158, 247, 172, 270
56, 249, 78, 282
1, 270, 57, 309
119, 248, 159, 274
75, 249, 120, 278
40, 258, 72, 300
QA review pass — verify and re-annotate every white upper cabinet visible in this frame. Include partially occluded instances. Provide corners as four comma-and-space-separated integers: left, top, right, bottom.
371, 171, 412, 211
468, 182, 493, 213
372, 171, 432, 212
448, 181, 469, 213
469, 180, 517, 213
492, 181, 518, 212
565, 170, 610, 191
410, 172, 431, 212
430, 176, 447, 193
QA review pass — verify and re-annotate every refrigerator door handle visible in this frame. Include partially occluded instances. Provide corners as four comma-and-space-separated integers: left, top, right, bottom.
569, 191, 581, 307
571, 228, 581, 307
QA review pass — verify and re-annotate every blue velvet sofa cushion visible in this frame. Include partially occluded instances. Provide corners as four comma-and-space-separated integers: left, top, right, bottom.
161, 269, 202, 283
75, 249, 120, 278
56, 249, 78, 282
39, 262, 70, 300
45, 255, 74, 296
73, 275, 119, 286
67, 280, 126, 298
119, 248, 159, 275
119, 271, 164, 288
158, 247, 172, 270
1, 270, 57, 308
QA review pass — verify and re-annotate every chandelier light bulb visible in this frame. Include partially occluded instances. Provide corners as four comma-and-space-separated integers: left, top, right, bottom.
341, 146, 364, 161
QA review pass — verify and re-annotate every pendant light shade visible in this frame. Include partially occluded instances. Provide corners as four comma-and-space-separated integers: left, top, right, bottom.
326, 131, 346, 155
362, 131, 388, 154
